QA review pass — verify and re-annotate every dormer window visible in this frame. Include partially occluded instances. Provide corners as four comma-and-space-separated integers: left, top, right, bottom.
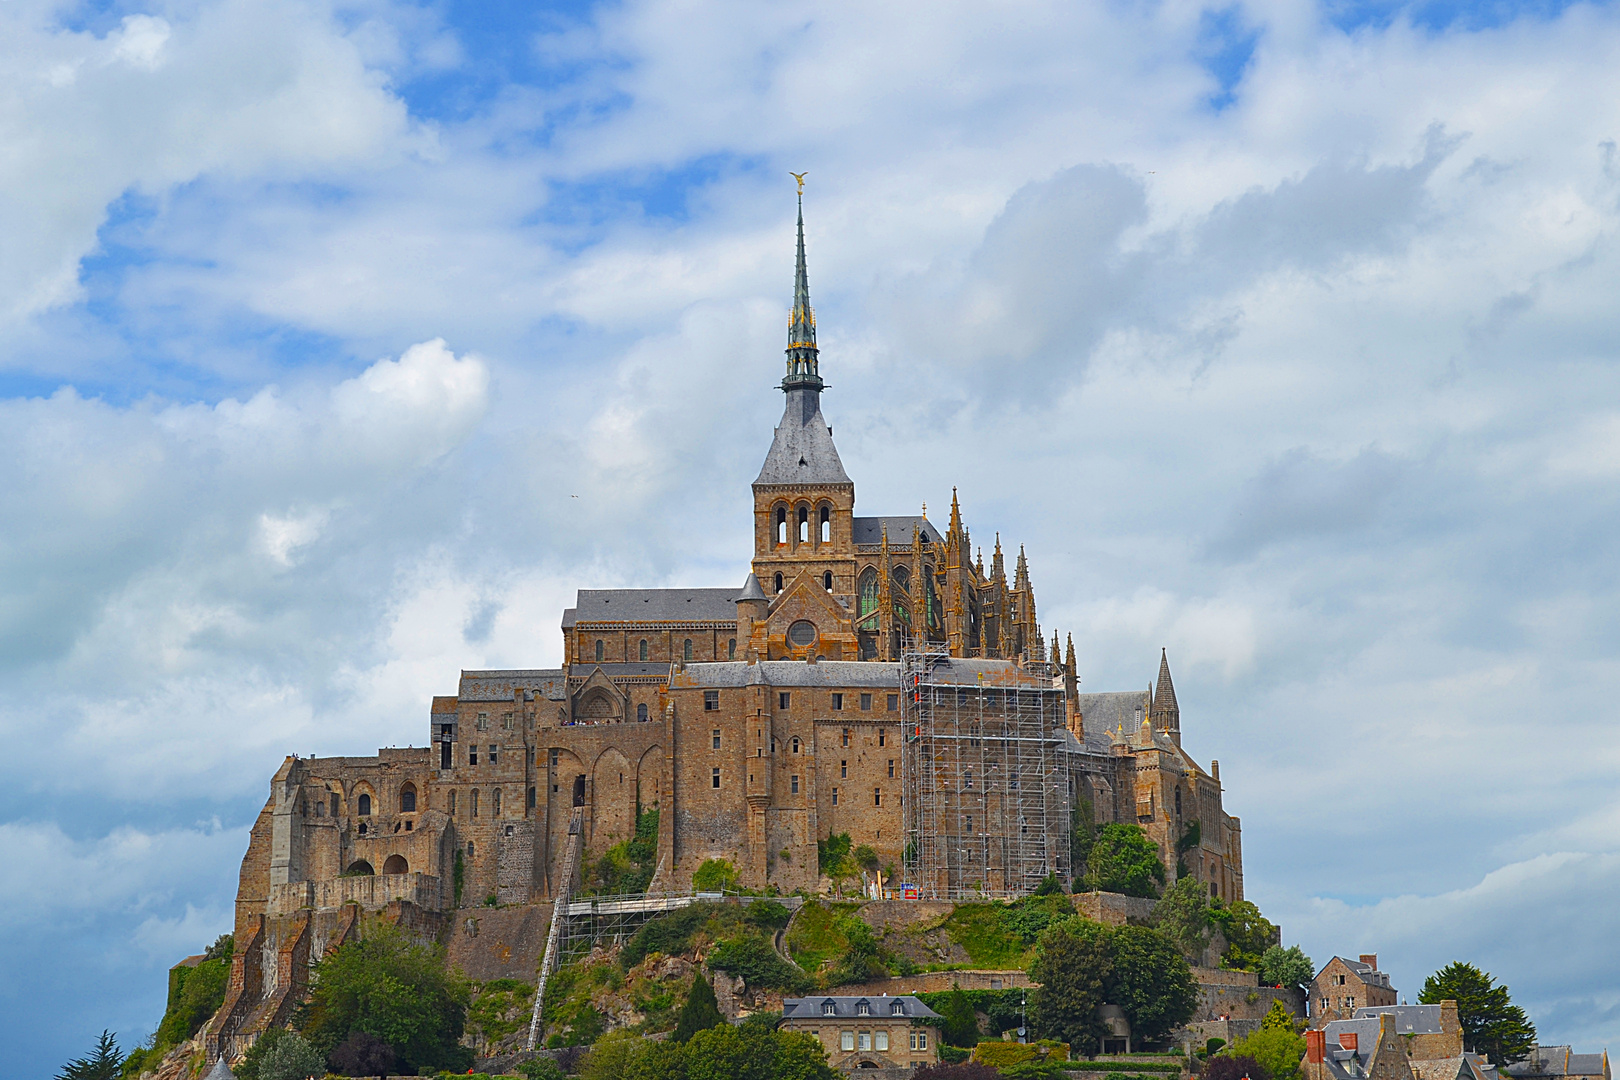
822, 1000, 836, 1016
890, 1001, 905, 1015
856, 1001, 871, 1016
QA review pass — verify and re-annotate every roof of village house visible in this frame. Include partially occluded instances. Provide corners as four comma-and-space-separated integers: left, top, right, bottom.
1349, 1004, 1446, 1034
1319, 956, 1392, 987
1414, 1059, 1487, 1080
1505, 1048, 1612, 1078
852, 516, 944, 546
459, 669, 568, 701
562, 589, 742, 627
781, 995, 940, 1020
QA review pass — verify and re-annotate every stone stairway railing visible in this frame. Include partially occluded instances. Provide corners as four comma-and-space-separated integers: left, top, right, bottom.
526, 809, 584, 1050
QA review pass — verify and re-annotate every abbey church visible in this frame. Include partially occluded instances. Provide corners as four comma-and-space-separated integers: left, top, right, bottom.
210, 197, 1245, 1058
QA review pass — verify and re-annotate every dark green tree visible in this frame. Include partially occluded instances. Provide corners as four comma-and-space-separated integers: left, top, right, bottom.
1419, 962, 1536, 1066
56, 1030, 121, 1080
1210, 899, 1276, 971
1258, 945, 1314, 989
1084, 824, 1166, 898
1034, 874, 1065, 897
935, 986, 983, 1048
1151, 877, 1213, 962
1028, 920, 1111, 1057
673, 974, 727, 1043
295, 922, 472, 1072
1105, 924, 1199, 1045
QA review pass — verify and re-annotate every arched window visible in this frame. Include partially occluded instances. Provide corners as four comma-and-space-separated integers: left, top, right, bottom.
345, 860, 374, 876
382, 854, 408, 875
639, 639, 649, 661
357, 793, 372, 816
820, 505, 831, 543
400, 784, 417, 813
892, 565, 910, 593
595, 639, 604, 663
823, 571, 833, 591
683, 638, 693, 662
357, 822, 367, 836
728, 638, 736, 659
1175, 789, 1182, 816
858, 568, 879, 619
470, 789, 479, 817
637, 703, 649, 721
774, 572, 784, 593
776, 506, 788, 545
329, 792, 339, 817
798, 505, 809, 542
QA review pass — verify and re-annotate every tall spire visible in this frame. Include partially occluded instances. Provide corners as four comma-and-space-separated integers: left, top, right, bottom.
783, 187, 821, 392
1149, 647, 1181, 741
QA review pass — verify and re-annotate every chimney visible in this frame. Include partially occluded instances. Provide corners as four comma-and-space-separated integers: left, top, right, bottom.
1307, 1030, 1326, 1064
1341, 1033, 1359, 1052
1360, 954, 1378, 970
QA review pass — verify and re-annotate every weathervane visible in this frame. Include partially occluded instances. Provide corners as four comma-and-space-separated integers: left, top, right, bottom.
790, 171, 807, 195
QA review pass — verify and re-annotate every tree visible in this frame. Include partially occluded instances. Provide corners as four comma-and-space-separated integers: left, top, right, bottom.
56, 1030, 121, 1080
1419, 962, 1537, 1066
259, 1031, 326, 1080
935, 986, 983, 1048
1084, 824, 1166, 898
673, 974, 726, 1042
1105, 925, 1199, 1045
1034, 874, 1065, 896
1261, 1000, 1299, 1032
522, 1057, 568, 1080
1151, 877, 1213, 962
295, 922, 472, 1073
1232, 1023, 1307, 1080
1211, 900, 1276, 971
584, 1030, 653, 1080
1258, 945, 1314, 989
1204, 1055, 1270, 1080
692, 858, 739, 892
1070, 798, 1097, 880
1028, 920, 1111, 1056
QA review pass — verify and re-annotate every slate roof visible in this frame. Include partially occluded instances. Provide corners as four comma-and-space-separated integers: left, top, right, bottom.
1351, 1005, 1444, 1034
567, 663, 675, 680
1073, 691, 1150, 737
1505, 1047, 1612, 1078
755, 388, 851, 486
203, 1059, 237, 1080
852, 516, 944, 546
680, 660, 902, 689
782, 995, 941, 1020
562, 589, 741, 627
459, 669, 568, 702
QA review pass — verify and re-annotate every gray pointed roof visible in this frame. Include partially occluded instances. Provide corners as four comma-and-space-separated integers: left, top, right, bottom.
754, 389, 850, 485
204, 1059, 237, 1080
736, 573, 768, 602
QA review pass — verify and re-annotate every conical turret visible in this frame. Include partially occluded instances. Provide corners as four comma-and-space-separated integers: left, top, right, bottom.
1148, 647, 1181, 743
783, 191, 820, 391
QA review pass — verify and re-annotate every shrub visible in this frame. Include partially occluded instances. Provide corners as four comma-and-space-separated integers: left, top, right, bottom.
520, 1058, 567, 1080
1203, 1055, 1269, 1080
939, 1047, 972, 1064
692, 858, 739, 892
1083, 825, 1166, 898
709, 937, 811, 992
620, 903, 713, 970
672, 974, 726, 1042
1230, 1026, 1307, 1080
915, 1063, 1002, 1080
328, 1030, 397, 1077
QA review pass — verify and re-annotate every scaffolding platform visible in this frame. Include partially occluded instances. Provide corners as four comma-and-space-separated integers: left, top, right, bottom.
900, 642, 1071, 899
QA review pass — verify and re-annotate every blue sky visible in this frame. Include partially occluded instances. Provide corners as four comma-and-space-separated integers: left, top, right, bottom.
7, 0, 1620, 1073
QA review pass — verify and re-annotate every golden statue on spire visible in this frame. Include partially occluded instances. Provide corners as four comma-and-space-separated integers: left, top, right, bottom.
790, 171, 807, 195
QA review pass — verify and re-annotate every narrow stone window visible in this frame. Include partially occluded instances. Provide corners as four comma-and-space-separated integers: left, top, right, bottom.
878, 729, 886, 746
712, 729, 721, 749
728, 638, 736, 659
791, 775, 800, 794
777, 505, 788, 544
841, 760, 848, 778
400, 784, 417, 812
477, 711, 489, 731
640, 639, 649, 661
820, 505, 831, 543
470, 789, 480, 817
874, 787, 881, 806
330, 792, 339, 816
888, 759, 895, 778
831, 693, 843, 711
527, 786, 536, 809
798, 506, 809, 542
595, 639, 604, 663
791, 736, 800, 753
683, 638, 693, 662
489, 744, 498, 766
448, 791, 456, 815
549, 748, 560, 767
467, 841, 474, 857
779, 692, 791, 709
712, 768, 721, 788
774, 572, 784, 593
823, 571, 833, 590
469, 744, 478, 766
358, 793, 372, 816
502, 712, 513, 730
637, 703, 649, 721
493, 788, 502, 816
832, 787, 839, 805
860, 693, 872, 711
887, 694, 899, 711
841, 728, 849, 747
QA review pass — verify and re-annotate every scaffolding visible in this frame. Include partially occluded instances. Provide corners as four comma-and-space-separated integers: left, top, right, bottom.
901, 641, 1071, 899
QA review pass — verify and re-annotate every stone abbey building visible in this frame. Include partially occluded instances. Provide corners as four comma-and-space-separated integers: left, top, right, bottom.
211, 198, 1245, 1056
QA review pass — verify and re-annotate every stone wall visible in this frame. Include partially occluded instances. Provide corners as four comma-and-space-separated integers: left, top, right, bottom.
267, 872, 442, 916
443, 902, 553, 983
829, 969, 1035, 996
